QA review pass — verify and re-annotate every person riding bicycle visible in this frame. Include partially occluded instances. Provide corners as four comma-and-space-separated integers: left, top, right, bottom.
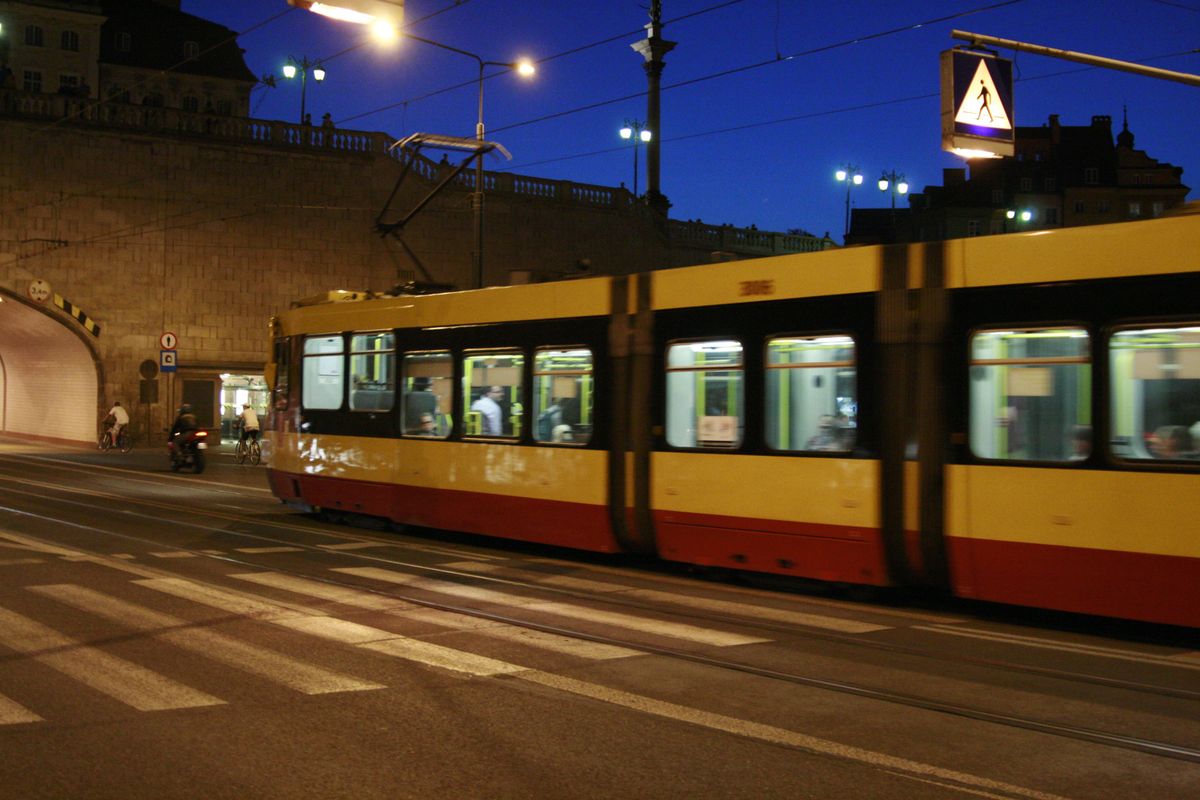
238, 403, 260, 444
104, 401, 129, 442
169, 403, 198, 442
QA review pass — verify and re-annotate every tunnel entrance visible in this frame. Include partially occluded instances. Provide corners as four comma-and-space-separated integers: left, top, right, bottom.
0, 289, 100, 445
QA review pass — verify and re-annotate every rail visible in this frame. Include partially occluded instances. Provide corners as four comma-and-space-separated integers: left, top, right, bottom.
0, 87, 832, 256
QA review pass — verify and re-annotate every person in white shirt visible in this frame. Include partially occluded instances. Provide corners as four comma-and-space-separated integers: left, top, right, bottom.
470, 386, 504, 435
105, 401, 129, 439
238, 403, 260, 443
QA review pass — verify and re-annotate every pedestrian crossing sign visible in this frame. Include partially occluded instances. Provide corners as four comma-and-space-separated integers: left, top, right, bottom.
941, 49, 1014, 158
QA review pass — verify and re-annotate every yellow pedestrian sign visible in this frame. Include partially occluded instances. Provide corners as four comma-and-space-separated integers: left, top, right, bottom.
941, 49, 1014, 158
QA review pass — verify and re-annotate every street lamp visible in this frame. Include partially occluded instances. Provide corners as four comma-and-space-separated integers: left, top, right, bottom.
619, 119, 652, 197
281, 56, 325, 125
877, 170, 909, 209
835, 164, 863, 239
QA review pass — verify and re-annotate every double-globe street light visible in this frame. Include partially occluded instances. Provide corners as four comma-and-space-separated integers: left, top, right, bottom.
834, 164, 863, 239
877, 170, 909, 209
281, 56, 325, 126
618, 119, 652, 197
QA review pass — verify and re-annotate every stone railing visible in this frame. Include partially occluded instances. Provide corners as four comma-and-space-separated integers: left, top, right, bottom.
0, 87, 830, 256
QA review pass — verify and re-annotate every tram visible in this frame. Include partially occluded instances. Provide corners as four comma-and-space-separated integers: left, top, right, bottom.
265, 210, 1200, 628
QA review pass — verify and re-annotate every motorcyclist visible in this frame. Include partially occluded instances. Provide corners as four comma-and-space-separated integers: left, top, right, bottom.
169, 403, 198, 442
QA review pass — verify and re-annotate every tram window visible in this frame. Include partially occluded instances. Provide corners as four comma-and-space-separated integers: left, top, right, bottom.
968, 328, 1091, 461
533, 347, 593, 445
765, 335, 856, 453
1109, 325, 1200, 461
463, 351, 525, 438
666, 340, 744, 449
271, 337, 290, 411
348, 332, 395, 412
401, 351, 452, 438
302, 335, 345, 411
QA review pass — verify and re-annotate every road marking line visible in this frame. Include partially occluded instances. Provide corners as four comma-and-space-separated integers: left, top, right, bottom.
317, 542, 394, 551
31, 584, 384, 696
149, 551, 197, 559
232, 572, 641, 661
0, 558, 44, 566
445, 561, 889, 634
915, 625, 1200, 670
334, 567, 767, 647
234, 547, 304, 554
517, 671, 1072, 800
135, 575, 534, 677
0, 693, 43, 725
0, 605, 224, 711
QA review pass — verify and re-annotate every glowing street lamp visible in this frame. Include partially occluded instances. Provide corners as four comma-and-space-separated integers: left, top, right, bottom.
877, 170, 909, 209
281, 56, 325, 125
619, 119, 652, 197
835, 164, 863, 239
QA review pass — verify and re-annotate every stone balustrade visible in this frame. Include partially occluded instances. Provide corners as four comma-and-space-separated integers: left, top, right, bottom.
0, 88, 832, 256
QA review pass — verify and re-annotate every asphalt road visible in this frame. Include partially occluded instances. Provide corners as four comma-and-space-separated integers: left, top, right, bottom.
0, 438, 1198, 799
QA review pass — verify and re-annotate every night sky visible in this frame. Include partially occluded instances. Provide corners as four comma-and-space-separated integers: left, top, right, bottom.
183, 0, 1200, 243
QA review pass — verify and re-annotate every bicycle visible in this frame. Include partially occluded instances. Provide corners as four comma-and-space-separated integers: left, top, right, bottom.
234, 435, 261, 465
98, 426, 133, 453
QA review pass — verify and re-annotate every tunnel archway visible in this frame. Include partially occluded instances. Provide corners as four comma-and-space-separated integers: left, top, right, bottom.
0, 288, 100, 445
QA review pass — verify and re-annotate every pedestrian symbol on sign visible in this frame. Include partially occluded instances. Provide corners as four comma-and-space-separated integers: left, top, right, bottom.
160, 331, 178, 350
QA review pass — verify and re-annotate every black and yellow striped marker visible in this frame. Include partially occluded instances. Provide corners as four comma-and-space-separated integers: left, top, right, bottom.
53, 294, 101, 337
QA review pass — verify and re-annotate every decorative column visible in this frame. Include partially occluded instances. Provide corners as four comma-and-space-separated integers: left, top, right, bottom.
631, 0, 675, 215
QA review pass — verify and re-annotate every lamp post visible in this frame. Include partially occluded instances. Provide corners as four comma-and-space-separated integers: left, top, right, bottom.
834, 164, 863, 239
877, 170, 909, 210
397, 34, 535, 289
281, 56, 325, 125
619, 119, 652, 197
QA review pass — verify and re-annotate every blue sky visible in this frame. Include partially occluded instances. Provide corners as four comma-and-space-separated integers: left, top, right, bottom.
184, 0, 1200, 242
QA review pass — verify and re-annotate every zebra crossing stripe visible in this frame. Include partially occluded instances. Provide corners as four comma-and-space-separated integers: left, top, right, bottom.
31, 584, 384, 695
0, 693, 43, 725
231, 571, 642, 661
52, 294, 101, 337
0, 605, 223, 711
332, 566, 768, 647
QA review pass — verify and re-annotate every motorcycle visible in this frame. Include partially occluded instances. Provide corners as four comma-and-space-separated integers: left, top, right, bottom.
168, 429, 208, 473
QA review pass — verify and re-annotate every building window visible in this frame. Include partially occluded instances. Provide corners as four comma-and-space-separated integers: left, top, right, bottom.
1044, 177, 1057, 192
215, 99, 232, 115
1019, 177, 1032, 192
991, 189, 1003, 206
60, 30, 80, 51
25, 25, 44, 47
1128, 202, 1141, 218
1044, 208, 1058, 225
107, 84, 130, 103
1084, 167, 1099, 185
533, 348, 593, 444
1152, 201, 1165, 217
23, 70, 43, 93
967, 219, 982, 237
183, 40, 199, 60
666, 340, 744, 449
182, 95, 200, 112
58, 74, 80, 94
990, 219, 1004, 235
1098, 199, 1111, 213
1074, 200, 1085, 213
348, 332, 395, 412
766, 335, 856, 452
116, 32, 132, 53
969, 328, 1091, 462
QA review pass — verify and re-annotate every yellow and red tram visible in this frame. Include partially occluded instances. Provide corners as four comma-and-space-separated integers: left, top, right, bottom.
266, 211, 1200, 628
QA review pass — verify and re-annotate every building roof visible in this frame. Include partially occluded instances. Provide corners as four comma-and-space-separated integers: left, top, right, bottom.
99, 0, 256, 83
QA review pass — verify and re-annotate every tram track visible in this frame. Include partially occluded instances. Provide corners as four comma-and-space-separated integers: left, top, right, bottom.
1, 460, 1199, 767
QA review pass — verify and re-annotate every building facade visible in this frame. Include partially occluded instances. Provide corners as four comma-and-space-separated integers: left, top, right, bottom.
848, 113, 1190, 245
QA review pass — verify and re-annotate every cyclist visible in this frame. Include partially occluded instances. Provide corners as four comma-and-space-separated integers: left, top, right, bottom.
238, 403, 260, 446
104, 401, 129, 445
